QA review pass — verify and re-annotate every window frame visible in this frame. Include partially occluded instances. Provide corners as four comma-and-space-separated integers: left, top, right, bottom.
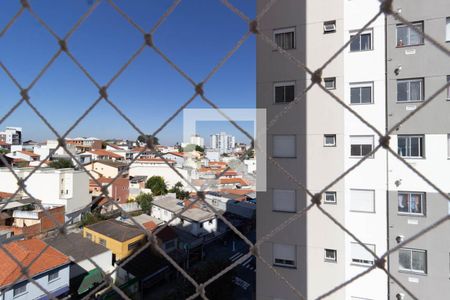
273, 243, 297, 268
324, 191, 337, 204
272, 189, 297, 213
397, 191, 426, 216
273, 27, 296, 50
350, 135, 374, 158
350, 189, 375, 213
324, 77, 336, 90
396, 21, 424, 47
397, 135, 425, 158
272, 134, 297, 158
350, 82, 374, 105
324, 249, 337, 262
446, 75, 450, 100
48, 270, 60, 282
324, 134, 337, 147
351, 242, 376, 267
397, 78, 424, 102
399, 248, 427, 274
446, 17, 450, 42
13, 282, 27, 297
273, 81, 296, 104
99, 238, 107, 247
323, 20, 336, 34
349, 29, 373, 52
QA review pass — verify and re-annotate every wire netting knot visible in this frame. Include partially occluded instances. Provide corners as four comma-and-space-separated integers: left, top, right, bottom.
311, 69, 323, 85
58, 40, 68, 52
101, 186, 109, 196
17, 179, 26, 190
195, 82, 204, 96
196, 283, 205, 296
144, 34, 153, 47
99, 86, 108, 99
57, 137, 66, 148
20, 89, 30, 101
379, 135, 391, 149
250, 245, 259, 257
249, 19, 259, 34
311, 193, 322, 206
380, 0, 393, 15
20, 0, 30, 8
375, 257, 386, 269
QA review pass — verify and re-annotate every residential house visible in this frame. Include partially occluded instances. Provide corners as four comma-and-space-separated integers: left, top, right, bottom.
12, 205, 65, 238
89, 177, 129, 204
163, 152, 185, 167
86, 149, 123, 162
45, 232, 114, 297
0, 239, 70, 300
83, 220, 146, 261
66, 137, 102, 152
151, 194, 218, 237
0, 168, 90, 223
84, 160, 129, 179
105, 144, 133, 160
6, 151, 40, 165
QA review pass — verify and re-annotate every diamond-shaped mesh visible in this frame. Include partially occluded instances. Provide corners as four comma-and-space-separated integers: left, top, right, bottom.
0, 0, 449, 299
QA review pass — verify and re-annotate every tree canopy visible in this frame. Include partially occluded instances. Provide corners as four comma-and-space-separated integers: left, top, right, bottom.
145, 176, 168, 196
135, 193, 153, 213
169, 181, 190, 199
49, 158, 74, 169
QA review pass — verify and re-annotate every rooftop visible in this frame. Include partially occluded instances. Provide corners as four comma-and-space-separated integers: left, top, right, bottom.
90, 160, 128, 168
87, 149, 123, 159
153, 195, 215, 222
85, 219, 145, 242
0, 239, 69, 288
44, 232, 110, 263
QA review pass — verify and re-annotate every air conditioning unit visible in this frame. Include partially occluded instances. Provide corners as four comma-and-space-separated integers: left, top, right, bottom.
396, 293, 405, 300
323, 21, 336, 33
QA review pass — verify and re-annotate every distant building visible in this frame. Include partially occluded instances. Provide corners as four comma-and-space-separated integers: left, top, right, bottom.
182, 134, 205, 148
84, 160, 129, 179
83, 219, 146, 261
0, 167, 90, 223
66, 137, 102, 152
0, 127, 22, 145
0, 239, 70, 300
210, 132, 235, 154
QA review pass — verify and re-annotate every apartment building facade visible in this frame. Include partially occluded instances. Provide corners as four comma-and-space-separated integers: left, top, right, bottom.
257, 0, 449, 299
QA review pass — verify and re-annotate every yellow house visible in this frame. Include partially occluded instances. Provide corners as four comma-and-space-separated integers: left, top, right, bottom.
83, 219, 146, 261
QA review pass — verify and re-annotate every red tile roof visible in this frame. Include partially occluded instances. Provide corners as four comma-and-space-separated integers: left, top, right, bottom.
0, 239, 69, 288
219, 178, 249, 185
219, 189, 255, 196
166, 152, 184, 158
136, 158, 175, 164
0, 192, 14, 200
88, 149, 122, 159
143, 221, 158, 231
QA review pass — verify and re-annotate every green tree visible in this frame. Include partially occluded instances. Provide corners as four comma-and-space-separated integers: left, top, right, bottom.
137, 134, 159, 146
194, 145, 204, 153
0, 149, 8, 155
169, 181, 190, 199
80, 212, 104, 227
145, 176, 168, 196
135, 193, 153, 213
49, 158, 74, 169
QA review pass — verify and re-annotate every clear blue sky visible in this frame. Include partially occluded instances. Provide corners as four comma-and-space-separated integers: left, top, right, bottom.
0, 0, 256, 145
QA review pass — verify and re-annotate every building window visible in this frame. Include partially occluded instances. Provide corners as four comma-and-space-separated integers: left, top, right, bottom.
128, 240, 142, 251
350, 189, 375, 213
13, 283, 27, 297
48, 270, 59, 282
86, 232, 92, 240
99, 238, 106, 247
274, 82, 295, 103
397, 78, 424, 102
398, 192, 425, 215
323, 20, 336, 34
350, 30, 373, 51
350, 135, 374, 157
274, 27, 295, 50
446, 17, 450, 42
397, 135, 424, 158
396, 22, 424, 47
325, 249, 337, 262
324, 77, 336, 90
324, 134, 336, 147
272, 135, 296, 158
351, 242, 375, 266
272, 189, 296, 212
324, 191, 337, 204
273, 243, 296, 268
399, 248, 427, 273
350, 82, 373, 104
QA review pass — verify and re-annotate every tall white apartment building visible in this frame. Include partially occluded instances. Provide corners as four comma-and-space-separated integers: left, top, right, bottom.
210, 132, 236, 154
0, 168, 90, 223
257, 0, 450, 299
0, 127, 22, 145
190, 134, 205, 148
